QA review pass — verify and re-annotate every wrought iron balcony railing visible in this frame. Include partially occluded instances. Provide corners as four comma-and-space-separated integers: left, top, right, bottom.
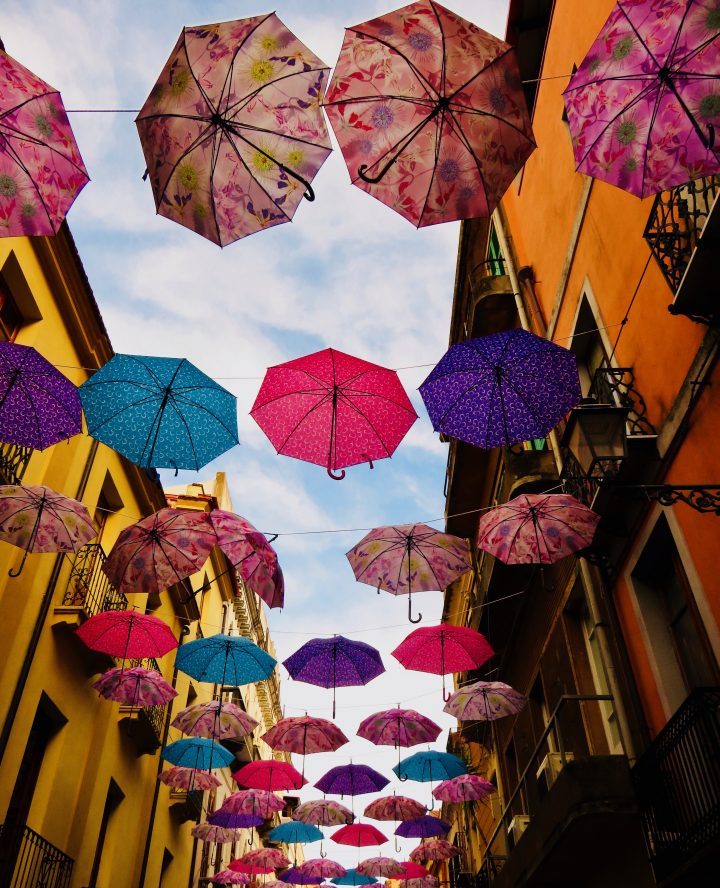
589, 364, 657, 437
0, 823, 73, 887
124, 656, 168, 742
61, 543, 128, 616
0, 442, 32, 486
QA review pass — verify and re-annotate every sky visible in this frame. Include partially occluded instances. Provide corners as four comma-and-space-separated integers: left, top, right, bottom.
5, 0, 510, 867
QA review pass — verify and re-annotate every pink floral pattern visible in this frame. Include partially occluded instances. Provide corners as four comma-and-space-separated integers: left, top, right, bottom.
158, 766, 221, 790
262, 716, 349, 754
192, 823, 241, 844
92, 666, 178, 707
431, 774, 495, 803
357, 708, 441, 747
293, 800, 355, 826
297, 860, 347, 880
171, 701, 259, 740
0, 484, 96, 555
443, 679, 526, 721
210, 871, 250, 885
357, 858, 406, 877
240, 849, 290, 870
409, 840, 459, 862
221, 789, 286, 819
323, 1, 535, 226
136, 15, 332, 246
564, 0, 720, 196
477, 493, 600, 565
363, 796, 426, 821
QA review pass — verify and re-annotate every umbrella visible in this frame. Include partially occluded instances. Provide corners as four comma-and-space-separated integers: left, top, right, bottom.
280, 868, 323, 885
443, 680, 526, 722
409, 839, 458, 862
0, 46, 88, 236
323, 1, 534, 227
269, 822, 324, 844
210, 872, 251, 885
283, 636, 385, 718
563, 0, 720, 197
431, 774, 494, 803
419, 329, 581, 449
0, 483, 95, 576
332, 870, 378, 886
79, 354, 238, 471
262, 716, 349, 756
315, 764, 389, 797
208, 810, 263, 830
158, 766, 220, 791
392, 625, 494, 700
363, 797, 426, 822
395, 817, 451, 839
102, 507, 216, 597
293, 800, 354, 827
250, 348, 417, 480
398, 863, 431, 879
394, 752, 466, 784
296, 860, 347, 881
357, 709, 441, 752
192, 823, 241, 844
404, 878, 438, 888
0, 342, 81, 448
175, 634, 277, 688
356, 858, 405, 878
136, 15, 332, 246
211, 510, 284, 609
231, 861, 275, 876
233, 759, 307, 791
92, 666, 177, 707
76, 610, 178, 660
331, 824, 387, 848
242, 849, 291, 869
161, 737, 235, 770
171, 701, 259, 740
220, 789, 286, 819
264, 881, 297, 888
347, 524, 472, 622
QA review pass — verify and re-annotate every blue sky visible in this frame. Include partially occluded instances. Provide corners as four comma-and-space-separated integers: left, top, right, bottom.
5, 0, 509, 864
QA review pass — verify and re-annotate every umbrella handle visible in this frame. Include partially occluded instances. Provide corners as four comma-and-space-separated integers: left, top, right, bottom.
266, 534, 279, 544
327, 467, 346, 481
8, 546, 29, 578
408, 594, 422, 624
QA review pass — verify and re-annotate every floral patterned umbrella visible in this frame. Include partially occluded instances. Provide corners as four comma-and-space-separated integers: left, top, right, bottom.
242, 849, 291, 870
296, 860, 347, 881
92, 666, 177, 707
331, 824, 388, 847
293, 800, 355, 826
220, 789, 286, 819
158, 766, 221, 791
564, 0, 720, 197
323, 1, 534, 227
477, 494, 600, 565
409, 839, 459, 862
136, 15, 332, 246
76, 610, 178, 661
356, 858, 405, 878
0, 46, 88, 236
443, 680, 527, 722
211, 510, 284, 609
263, 716, 349, 755
192, 823, 241, 844
171, 701, 259, 740
403, 877, 438, 888
363, 796, 426, 822
347, 525, 472, 623
211, 872, 251, 885
357, 708, 441, 748
431, 774, 495, 803
0, 484, 96, 577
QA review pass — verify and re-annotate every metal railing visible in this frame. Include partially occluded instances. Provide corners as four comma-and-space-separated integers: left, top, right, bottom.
61, 543, 128, 616
125, 657, 168, 741
470, 256, 507, 282
632, 687, 720, 883
0, 443, 32, 486
0, 823, 73, 887
589, 363, 657, 436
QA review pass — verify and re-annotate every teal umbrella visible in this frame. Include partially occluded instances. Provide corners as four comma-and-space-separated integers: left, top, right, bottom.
393, 751, 466, 783
269, 822, 324, 844
175, 634, 277, 687
161, 737, 234, 770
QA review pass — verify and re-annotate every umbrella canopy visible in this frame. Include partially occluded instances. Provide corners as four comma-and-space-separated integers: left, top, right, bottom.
208, 810, 263, 830
357, 709, 441, 748
443, 680, 526, 722
293, 800, 354, 826
296, 860, 347, 881
363, 796, 426, 822
210, 872, 251, 885
323, 1, 534, 227
158, 766, 220, 791
395, 817, 451, 839
315, 764, 390, 797
102, 507, 216, 597
419, 329, 581, 449
79, 354, 238, 471
242, 849, 291, 870
394, 752, 466, 784
409, 839, 459, 862
220, 789, 286, 819
346, 524, 472, 622
279, 868, 322, 885
250, 348, 417, 480
92, 666, 177, 707
136, 14, 332, 246
332, 870, 378, 886
270, 822, 324, 844
404, 878, 439, 888
175, 634, 277, 687
263, 716, 349, 755
0, 342, 81, 449
564, 0, 720, 197
399, 863, 431, 879
283, 636, 385, 718
234, 759, 307, 791
477, 494, 600, 565
192, 823, 241, 844
432, 774, 495, 803
171, 701, 259, 740
211, 510, 284, 609
0, 483, 95, 576
0, 47, 88, 236
161, 737, 235, 770
332, 824, 387, 848
356, 858, 405, 878
76, 610, 178, 660
230, 861, 275, 876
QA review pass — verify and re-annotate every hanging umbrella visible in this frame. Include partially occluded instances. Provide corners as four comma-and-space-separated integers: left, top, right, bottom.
419, 329, 581, 449
395, 817, 451, 839
323, 1, 534, 227
356, 858, 405, 878
0, 342, 81, 448
92, 666, 177, 707
564, 0, 720, 197
136, 15, 332, 246
161, 737, 235, 770
363, 796, 426, 822
102, 506, 216, 597
265, 881, 297, 888
404, 878, 438, 888
331, 824, 387, 848
175, 634, 277, 688
0, 46, 88, 236
279, 868, 322, 885
296, 860, 347, 881
158, 766, 221, 791
332, 870, 378, 886
392, 625, 494, 700
230, 861, 276, 876
398, 863, 431, 879
394, 752, 466, 784
0, 484, 96, 576
250, 348, 417, 480
76, 610, 178, 661
409, 839, 458, 862
211, 510, 284, 609
347, 524, 472, 623
192, 823, 241, 844
357, 709, 441, 750
233, 759, 307, 791
211, 872, 251, 885
171, 701, 259, 740
443, 680, 526, 722
269, 822, 324, 844
315, 764, 389, 797
208, 810, 263, 830
293, 800, 355, 827
263, 716, 349, 754
431, 774, 495, 803
283, 636, 385, 718
220, 789, 286, 819
79, 354, 238, 471
242, 849, 291, 869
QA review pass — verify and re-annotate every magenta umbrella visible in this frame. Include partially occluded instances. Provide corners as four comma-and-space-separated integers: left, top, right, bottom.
75, 610, 178, 661
432, 774, 495, 803
220, 789, 286, 820
92, 666, 178, 707
234, 760, 307, 791
331, 824, 387, 848
363, 796, 426, 822
409, 839, 459, 862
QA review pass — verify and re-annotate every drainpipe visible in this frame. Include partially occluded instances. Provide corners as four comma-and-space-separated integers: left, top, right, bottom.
492, 210, 532, 333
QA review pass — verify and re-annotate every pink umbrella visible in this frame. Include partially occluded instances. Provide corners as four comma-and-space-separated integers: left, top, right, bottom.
357, 708, 441, 773
92, 666, 178, 707
346, 524, 472, 623
211, 872, 251, 885
476, 494, 600, 565
443, 680, 526, 722
432, 774, 494, 803
233, 759, 307, 791
242, 849, 291, 870
103, 507, 217, 596
404, 877, 439, 888
356, 858, 405, 878
229, 861, 275, 876
76, 610, 178, 660
0, 47, 89, 236
293, 800, 354, 826
331, 824, 387, 847
171, 701, 259, 740
363, 796, 426, 822
399, 863, 431, 879
409, 839, 459, 862
158, 766, 220, 791
296, 860, 347, 881
220, 789, 286, 819
263, 716, 349, 754
192, 823, 241, 844
211, 510, 284, 609
250, 348, 417, 480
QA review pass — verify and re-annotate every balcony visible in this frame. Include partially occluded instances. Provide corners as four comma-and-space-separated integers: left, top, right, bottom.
169, 788, 204, 824
501, 441, 558, 500
466, 258, 517, 340
644, 175, 720, 324
632, 687, 720, 885
118, 657, 168, 755
0, 823, 73, 887
0, 442, 32, 486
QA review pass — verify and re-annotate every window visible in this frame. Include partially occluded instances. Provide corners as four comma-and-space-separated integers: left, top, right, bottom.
0, 253, 42, 339
571, 296, 610, 397
158, 848, 173, 887
0, 276, 23, 341
89, 779, 124, 887
487, 224, 504, 277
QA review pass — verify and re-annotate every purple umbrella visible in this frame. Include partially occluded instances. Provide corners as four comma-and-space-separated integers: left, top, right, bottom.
395, 817, 451, 839
208, 810, 263, 830
315, 764, 390, 797
419, 329, 580, 449
283, 636, 385, 718
0, 341, 81, 450
280, 869, 323, 885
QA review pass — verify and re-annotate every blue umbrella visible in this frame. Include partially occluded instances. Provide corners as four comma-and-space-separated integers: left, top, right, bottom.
269, 822, 324, 844
393, 751, 467, 783
175, 634, 277, 687
161, 737, 234, 770
395, 816, 451, 839
79, 354, 238, 470
332, 870, 378, 886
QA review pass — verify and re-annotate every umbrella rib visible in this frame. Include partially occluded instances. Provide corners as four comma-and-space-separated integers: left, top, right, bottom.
0, 116, 89, 178
269, 389, 334, 455
225, 66, 331, 124
181, 30, 221, 118
0, 131, 58, 231
418, 98, 445, 228
446, 102, 538, 145
639, 80, 667, 198
10, 373, 79, 433
334, 389, 399, 458
208, 124, 225, 246
227, 119, 332, 151
150, 120, 218, 210
222, 128, 295, 224
346, 27, 439, 100
167, 387, 239, 448
139, 359, 185, 467
0, 90, 60, 121
216, 12, 274, 117
616, 3, 663, 70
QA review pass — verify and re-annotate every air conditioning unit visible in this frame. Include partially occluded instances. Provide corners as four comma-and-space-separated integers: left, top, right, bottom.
536, 751, 575, 794
508, 815, 530, 847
